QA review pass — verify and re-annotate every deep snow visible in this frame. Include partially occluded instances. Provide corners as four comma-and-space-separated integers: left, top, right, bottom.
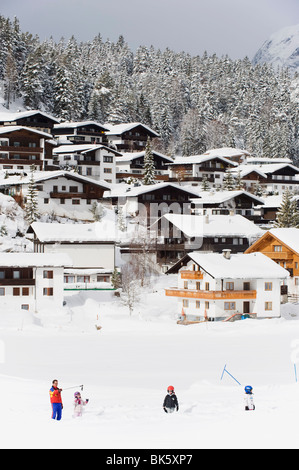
1, 275, 299, 449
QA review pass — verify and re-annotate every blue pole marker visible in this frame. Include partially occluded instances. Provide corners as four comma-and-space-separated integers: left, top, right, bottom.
295, 363, 298, 383
221, 364, 241, 386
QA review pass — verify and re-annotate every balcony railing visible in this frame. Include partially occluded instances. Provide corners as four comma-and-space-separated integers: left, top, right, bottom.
180, 270, 203, 280
165, 288, 257, 300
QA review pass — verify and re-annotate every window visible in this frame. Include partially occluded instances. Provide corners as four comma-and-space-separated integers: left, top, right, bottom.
64, 275, 75, 284
265, 302, 273, 311
104, 168, 112, 173
44, 198, 49, 204
86, 168, 92, 176
0, 288, 5, 296
196, 282, 200, 290
43, 288, 53, 296
69, 186, 78, 193
43, 270, 53, 279
103, 156, 113, 163
196, 301, 200, 309
273, 245, 282, 252
22, 288, 29, 296
226, 282, 234, 291
0, 271, 4, 279
13, 271, 20, 279
72, 199, 80, 205
205, 282, 210, 291
77, 276, 90, 283
295, 278, 299, 286
60, 198, 65, 204
205, 301, 209, 310
183, 299, 189, 308
265, 282, 273, 291
13, 288, 20, 296
21, 304, 29, 311
224, 302, 236, 310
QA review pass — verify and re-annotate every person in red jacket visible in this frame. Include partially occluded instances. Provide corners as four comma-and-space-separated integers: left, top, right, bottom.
49, 379, 63, 420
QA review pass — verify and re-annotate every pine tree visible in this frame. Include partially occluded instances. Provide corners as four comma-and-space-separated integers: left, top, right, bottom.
201, 174, 210, 191
222, 170, 235, 191
142, 138, 156, 185
25, 166, 39, 225
274, 189, 299, 228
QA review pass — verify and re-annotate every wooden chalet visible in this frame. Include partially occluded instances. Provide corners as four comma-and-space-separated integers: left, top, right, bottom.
105, 123, 160, 153
245, 228, 299, 299
0, 110, 59, 134
0, 126, 55, 172
115, 150, 173, 182
52, 121, 109, 145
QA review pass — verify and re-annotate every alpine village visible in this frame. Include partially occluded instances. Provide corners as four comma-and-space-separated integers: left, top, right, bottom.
0, 15, 299, 325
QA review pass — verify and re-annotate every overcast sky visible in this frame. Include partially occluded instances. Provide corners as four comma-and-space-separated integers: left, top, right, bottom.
1, 0, 298, 59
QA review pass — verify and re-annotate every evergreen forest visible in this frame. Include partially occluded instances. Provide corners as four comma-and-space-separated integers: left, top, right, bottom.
0, 16, 298, 161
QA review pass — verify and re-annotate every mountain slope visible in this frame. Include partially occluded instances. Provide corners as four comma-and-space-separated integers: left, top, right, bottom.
253, 24, 299, 73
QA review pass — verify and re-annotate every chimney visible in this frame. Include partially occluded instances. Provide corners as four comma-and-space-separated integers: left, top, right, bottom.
222, 249, 231, 260
205, 214, 209, 224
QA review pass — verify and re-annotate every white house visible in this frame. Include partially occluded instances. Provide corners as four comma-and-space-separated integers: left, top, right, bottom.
166, 250, 289, 321
0, 170, 112, 221
53, 144, 121, 183
28, 221, 120, 288
0, 252, 72, 313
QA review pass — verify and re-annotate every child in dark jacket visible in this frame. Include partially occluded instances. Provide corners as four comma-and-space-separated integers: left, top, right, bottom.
163, 385, 179, 413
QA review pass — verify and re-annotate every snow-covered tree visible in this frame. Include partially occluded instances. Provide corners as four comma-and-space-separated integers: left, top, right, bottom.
142, 138, 156, 185
222, 170, 235, 191
24, 166, 39, 225
274, 189, 299, 228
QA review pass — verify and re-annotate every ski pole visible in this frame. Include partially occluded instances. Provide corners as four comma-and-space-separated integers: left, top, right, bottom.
63, 384, 84, 391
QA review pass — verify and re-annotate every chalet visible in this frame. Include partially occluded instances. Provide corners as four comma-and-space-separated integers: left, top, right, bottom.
150, 213, 264, 268
0, 126, 55, 172
232, 162, 299, 195
165, 250, 289, 321
202, 147, 251, 164
0, 170, 111, 221
167, 154, 238, 187
115, 150, 173, 182
104, 182, 200, 225
0, 110, 59, 134
190, 190, 264, 221
0, 252, 72, 313
104, 123, 160, 153
53, 144, 121, 183
28, 222, 118, 287
245, 228, 299, 298
52, 121, 109, 145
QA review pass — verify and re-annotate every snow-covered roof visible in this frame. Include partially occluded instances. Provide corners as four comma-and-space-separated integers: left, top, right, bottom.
104, 182, 201, 198
203, 147, 250, 158
190, 190, 264, 205
0, 252, 72, 268
116, 150, 174, 163
234, 162, 299, 177
186, 251, 289, 279
53, 143, 121, 156
169, 154, 238, 167
0, 110, 59, 123
0, 126, 54, 139
53, 121, 109, 131
0, 170, 112, 190
29, 221, 123, 243
104, 122, 160, 137
158, 213, 264, 239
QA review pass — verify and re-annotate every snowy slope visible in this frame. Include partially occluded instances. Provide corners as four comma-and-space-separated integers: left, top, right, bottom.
253, 24, 299, 73
1, 277, 299, 449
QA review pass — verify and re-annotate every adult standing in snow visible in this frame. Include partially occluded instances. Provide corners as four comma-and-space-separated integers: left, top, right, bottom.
49, 379, 63, 420
163, 385, 179, 413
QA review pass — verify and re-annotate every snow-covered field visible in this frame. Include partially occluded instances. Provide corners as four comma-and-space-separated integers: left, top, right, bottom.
1, 274, 299, 450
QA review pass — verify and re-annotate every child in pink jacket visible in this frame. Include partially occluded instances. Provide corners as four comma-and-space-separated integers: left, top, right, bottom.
73, 391, 89, 417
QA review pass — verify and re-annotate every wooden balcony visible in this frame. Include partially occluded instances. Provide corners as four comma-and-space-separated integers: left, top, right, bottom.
262, 251, 293, 260
180, 270, 203, 280
165, 288, 257, 300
